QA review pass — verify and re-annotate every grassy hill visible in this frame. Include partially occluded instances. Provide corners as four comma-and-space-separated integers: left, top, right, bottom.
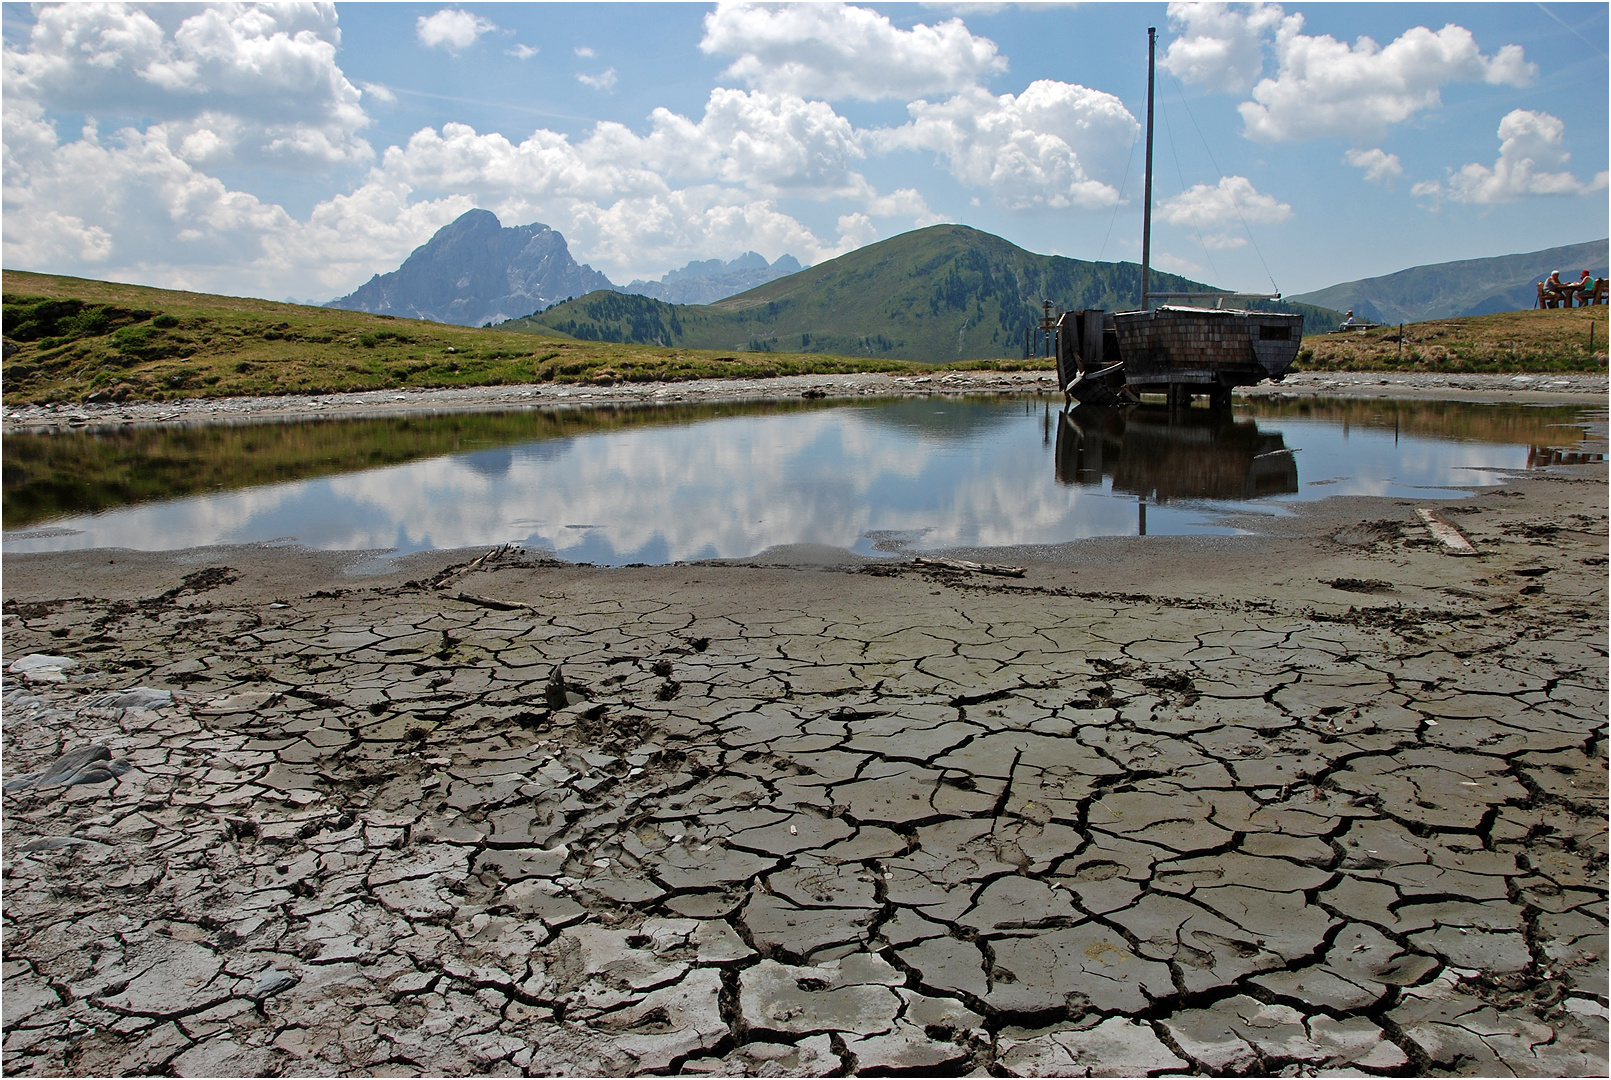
4, 261, 1599, 407
1298, 306, 1607, 373
2, 270, 998, 406
1288, 239, 1609, 323
503, 224, 1342, 362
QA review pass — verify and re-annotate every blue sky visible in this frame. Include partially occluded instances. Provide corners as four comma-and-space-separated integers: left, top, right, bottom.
3, 2, 1606, 303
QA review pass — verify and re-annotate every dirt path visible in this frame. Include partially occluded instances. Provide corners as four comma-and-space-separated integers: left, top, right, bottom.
3, 455, 1606, 1075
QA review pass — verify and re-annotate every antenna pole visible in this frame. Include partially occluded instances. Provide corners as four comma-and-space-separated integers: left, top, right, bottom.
1141, 26, 1155, 312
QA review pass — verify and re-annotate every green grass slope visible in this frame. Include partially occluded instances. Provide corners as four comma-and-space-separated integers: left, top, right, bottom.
1, 269, 1048, 406
1288, 239, 1609, 323
1300, 306, 1607, 372
505, 224, 1341, 362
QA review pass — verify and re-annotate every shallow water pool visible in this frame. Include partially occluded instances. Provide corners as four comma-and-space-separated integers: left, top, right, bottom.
3, 396, 1603, 564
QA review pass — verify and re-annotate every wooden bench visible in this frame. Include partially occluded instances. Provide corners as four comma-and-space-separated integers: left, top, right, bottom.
1536, 279, 1606, 308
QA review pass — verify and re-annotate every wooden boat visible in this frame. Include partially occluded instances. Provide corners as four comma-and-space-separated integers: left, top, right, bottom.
1059, 305, 1303, 409
1056, 28, 1303, 410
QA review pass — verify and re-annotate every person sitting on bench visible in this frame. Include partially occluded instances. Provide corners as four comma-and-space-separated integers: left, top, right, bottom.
1573, 271, 1596, 304
1544, 270, 1570, 304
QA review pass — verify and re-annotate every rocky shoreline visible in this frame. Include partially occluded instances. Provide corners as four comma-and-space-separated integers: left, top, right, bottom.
4, 370, 1606, 435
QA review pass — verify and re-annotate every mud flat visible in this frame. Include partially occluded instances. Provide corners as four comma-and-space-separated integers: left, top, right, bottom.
3, 449, 1608, 1074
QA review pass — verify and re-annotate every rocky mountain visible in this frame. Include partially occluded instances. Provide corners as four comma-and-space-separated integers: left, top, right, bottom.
326, 209, 614, 327
1288, 239, 1609, 324
500, 224, 1337, 363
624, 252, 805, 305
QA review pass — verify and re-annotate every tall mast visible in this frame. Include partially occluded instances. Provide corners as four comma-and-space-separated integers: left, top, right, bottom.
1140, 26, 1155, 312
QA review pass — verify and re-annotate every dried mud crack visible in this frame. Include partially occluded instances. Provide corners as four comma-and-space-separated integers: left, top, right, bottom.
2, 470, 1606, 1077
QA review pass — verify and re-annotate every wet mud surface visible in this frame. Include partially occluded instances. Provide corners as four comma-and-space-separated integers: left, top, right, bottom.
2, 468, 1607, 1076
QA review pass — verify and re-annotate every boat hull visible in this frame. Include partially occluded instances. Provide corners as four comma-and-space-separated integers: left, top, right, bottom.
1057, 306, 1304, 402
1113, 306, 1303, 391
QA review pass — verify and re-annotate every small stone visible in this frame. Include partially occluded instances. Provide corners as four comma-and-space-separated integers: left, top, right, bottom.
245, 967, 298, 1000
5, 744, 132, 793
9, 654, 78, 678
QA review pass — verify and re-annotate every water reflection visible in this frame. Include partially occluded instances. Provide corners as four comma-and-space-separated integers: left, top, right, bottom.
2, 397, 1601, 563
1, 402, 821, 529
1055, 406, 1299, 502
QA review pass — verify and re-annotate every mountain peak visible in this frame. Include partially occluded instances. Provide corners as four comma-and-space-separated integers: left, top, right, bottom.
443, 208, 502, 235
325, 211, 615, 325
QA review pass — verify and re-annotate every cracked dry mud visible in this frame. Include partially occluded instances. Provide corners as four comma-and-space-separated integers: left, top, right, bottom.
2, 471, 1606, 1077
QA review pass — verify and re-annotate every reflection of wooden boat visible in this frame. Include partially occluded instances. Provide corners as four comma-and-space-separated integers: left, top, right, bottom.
1055, 28, 1302, 410
1055, 406, 1298, 502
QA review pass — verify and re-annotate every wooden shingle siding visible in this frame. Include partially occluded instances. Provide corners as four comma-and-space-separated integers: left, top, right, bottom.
1111, 307, 1302, 390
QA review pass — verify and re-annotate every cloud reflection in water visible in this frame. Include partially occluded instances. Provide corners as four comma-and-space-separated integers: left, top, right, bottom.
2, 399, 1551, 562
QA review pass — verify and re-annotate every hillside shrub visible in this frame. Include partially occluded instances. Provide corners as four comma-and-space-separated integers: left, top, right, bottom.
3, 298, 155, 343
112, 324, 185, 362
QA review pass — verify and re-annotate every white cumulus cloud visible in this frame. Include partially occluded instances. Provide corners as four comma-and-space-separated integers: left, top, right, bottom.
878, 81, 1139, 210
1344, 147, 1403, 184
638, 89, 868, 196
1239, 15, 1535, 142
578, 68, 618, 92
1161, 2, 1287, 93
3, 79, 909, 295
360, 81, 397, 105
3, 1, 371, 168
416, 8, 497, 53
1419, 109, 1608, 205
1156, 175, 1293, 229
325, 87, 946, 282
700, 0, 1006, 101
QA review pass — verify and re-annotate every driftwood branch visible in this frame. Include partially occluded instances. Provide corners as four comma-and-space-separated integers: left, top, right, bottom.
912, 556, 1026, 578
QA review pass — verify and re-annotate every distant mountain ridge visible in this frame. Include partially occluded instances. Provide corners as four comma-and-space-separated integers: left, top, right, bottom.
327, 212, 809, 324
627, 252, 804, 305
501, 224, 1340, 363
326, 209, 614, 327
1288, 240, 1609, 324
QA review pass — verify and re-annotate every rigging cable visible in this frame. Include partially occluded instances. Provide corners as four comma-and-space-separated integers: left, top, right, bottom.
1168, 72, 1281, 297
1096, 129, 1140, 266
1159, 94, 1223, 287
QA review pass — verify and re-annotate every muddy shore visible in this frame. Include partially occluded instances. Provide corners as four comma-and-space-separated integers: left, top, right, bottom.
2, 375, 1608, 1076
3, 369, 1606, 435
